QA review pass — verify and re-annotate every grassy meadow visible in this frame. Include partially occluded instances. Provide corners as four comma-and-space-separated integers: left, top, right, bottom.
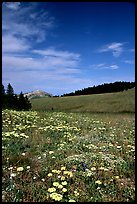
31, 88, 135, 113
2, 89, 135, 202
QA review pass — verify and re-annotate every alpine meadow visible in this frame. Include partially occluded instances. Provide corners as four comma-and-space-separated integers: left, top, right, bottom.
2, 88, 135, 202
2, 2, 135, 202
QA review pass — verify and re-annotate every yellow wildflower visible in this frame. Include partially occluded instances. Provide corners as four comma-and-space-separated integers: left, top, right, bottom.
48, 187, 56, 193
53, 182, 60, 187
50, 193, 63, 201
95, 180, 102, 185
17, 167, 24, 172
74, 190, 79, 196
61, 176, 65, 180
68, 199, 76, 202
61, 166, 66, 171
52, 170, 57, 173
62, 188, 67, 192
58, 184, 63, 189
47, 173, 53, 177
49, 151, 54, 154
67, 171, 73, 177
61, 181, 67, 186
115, 176, 119, 179
91, 167, 96, 171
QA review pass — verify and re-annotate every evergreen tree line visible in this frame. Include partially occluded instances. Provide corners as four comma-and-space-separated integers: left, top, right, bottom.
61, 81, 135, 97
2, 83, 32, 111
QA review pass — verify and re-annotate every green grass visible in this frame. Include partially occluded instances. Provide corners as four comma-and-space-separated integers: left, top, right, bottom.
31, 88, 135, 113
2, 109, 135, 202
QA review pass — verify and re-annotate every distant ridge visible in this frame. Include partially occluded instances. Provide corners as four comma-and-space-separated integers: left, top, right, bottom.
24, 90, 52, 99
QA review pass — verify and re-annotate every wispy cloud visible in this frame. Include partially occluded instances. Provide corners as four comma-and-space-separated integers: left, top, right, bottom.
2, 2, 85, 95
4, 2, 21, 10
2, 2, 54, 43
123, 60, 134, 64
97, 42, 124, 57
129, 48, 135, 52
2, 35, 30, 53
3, 48, 81, 71
32, 48, 81, 67
90, 63, 119, 70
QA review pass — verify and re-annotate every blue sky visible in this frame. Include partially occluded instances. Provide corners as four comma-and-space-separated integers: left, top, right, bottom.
2, 2, 135, 95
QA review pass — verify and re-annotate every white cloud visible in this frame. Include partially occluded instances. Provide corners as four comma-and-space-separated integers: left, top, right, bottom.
98, 42, 124, 57
128, 48, 135, 53
123, 60, 134, 64
33, 48, 80, 59
90, 63, 119, 70
2, 35, 30, 53
2, 2, 91, 95
2, 2, 54, 43
2, 47, 81, 74
4, 2, 21, 10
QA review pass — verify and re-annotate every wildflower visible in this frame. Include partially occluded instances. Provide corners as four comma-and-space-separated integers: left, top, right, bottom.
63, 170, 69, 175
99, 167, 104, 170
27, 166, 30, 170
25, 136, 29, 138
38, 156, 41, 159
91, 167, 96, 171
17, 167, 24, 172
74, 190, 79, 196
48, 173, 53, 177
41, 178, 45, 182
117, 146, 121, 149
10, 173, 16, 178
43, 153, 46, 157
104, 168, 109, 171
49, 151, 54, 154
61, 181, 67, 186
61, 176, 65, 180
62, 188, 67, 192
109, 143, 113, 147
87, 171, 92, 177
33, 176, 36, 180
21, 153, 26, 156
68, 199, 76, 202
114, 176, 119, 179
58, 184, 63, 189
52, 156, 56, 159
57, 170, 61, 174
61, 166, 66, 171
52, 170, 58, 173
53, 182, 60, 187
8, 167, 13, 170
48, 187, 56, 193
50, 192, 63, 201
95, 180, 102, 185
67, 171, 73, 177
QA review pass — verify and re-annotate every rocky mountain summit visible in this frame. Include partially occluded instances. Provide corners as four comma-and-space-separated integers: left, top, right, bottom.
23, 90, 52, 99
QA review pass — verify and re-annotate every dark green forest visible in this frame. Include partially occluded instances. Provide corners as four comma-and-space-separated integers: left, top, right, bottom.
61, 81, 135, 97
2, 83, 32, 111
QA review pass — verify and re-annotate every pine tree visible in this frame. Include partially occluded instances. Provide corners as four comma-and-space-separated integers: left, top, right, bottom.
18, 92, 31, 111
25, 96, 32, 110
6, 83, 15, 109
18, 91, 26, 110
6, 83, 14, 96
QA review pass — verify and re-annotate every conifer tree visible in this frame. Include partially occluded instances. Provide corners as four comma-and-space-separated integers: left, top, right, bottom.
6, 83, 15, 109
6, 83, 14, 96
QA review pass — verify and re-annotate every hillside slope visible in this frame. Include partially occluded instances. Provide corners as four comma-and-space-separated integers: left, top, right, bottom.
24, 90, 52, 99
31, 88, 135, 113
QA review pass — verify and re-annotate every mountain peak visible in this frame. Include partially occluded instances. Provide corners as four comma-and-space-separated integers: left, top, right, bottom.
24, 90, 52, 99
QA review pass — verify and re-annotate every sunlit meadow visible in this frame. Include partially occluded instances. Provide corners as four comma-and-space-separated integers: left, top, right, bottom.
2, 109, 135, 202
